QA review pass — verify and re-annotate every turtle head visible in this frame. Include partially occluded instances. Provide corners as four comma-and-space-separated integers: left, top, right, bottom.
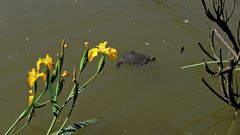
150, 57, 156, 62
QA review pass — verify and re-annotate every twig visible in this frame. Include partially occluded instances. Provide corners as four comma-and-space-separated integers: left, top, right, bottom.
198, 42, 217, 60
226, 0, 236, 22
202, 78, 230, 104
210, 30, 219, 60
202, 0, 239, 53
204, 59, 217, 75
237, 20, 240, 45
214, 29, 238, 59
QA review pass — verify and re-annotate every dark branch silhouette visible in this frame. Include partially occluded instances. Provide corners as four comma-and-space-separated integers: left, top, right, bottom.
200, 0, 240, 111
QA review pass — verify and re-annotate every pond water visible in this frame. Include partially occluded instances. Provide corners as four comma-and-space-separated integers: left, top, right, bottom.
1, 0, 240, 135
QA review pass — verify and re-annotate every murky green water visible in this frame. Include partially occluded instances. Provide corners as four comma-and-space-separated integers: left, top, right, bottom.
1, 0, 240, 134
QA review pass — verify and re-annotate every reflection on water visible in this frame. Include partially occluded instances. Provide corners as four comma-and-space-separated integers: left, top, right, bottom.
1, 0, 240, 134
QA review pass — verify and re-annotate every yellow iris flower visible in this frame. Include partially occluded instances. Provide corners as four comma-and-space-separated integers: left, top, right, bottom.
27, 54, 53, 106
28, 68, 46, 88
28, 54, 53, 89
28, 68, 39, 88
88, 41, 117, 62
27, 68, 44, 106
36, 54, 53, 72
44, 54, 53, 71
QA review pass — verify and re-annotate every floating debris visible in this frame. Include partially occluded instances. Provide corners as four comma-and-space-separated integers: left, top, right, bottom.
180, 46, 185, 53
184, 19, 190, 24
145, 42, 150, 46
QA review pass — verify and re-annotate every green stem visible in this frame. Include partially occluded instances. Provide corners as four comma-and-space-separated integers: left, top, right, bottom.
46, 116, 58, 135
4, 117, 22, 135
12, 122, 28, 135
56, 106, 74, 134
55, 72, 98, 133
61, 72, 98, 110
35, 88, 47, 103
77, 72, 82, 81
79, 72, 98, 92
9, 90, 53, 134
56, 117, 70, 134
12, 107, 34, 135
4, 105, 33, 135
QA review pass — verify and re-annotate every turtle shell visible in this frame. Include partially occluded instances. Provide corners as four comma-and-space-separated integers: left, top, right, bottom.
117, 51, 156, 68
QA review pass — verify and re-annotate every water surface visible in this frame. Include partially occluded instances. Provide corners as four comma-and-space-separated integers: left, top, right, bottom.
1, 0, 240, 135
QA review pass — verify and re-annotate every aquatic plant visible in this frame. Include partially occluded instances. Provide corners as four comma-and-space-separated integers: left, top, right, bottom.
88, 41, 117, 62
183, 0, 240, 114
4, 40, 117, 135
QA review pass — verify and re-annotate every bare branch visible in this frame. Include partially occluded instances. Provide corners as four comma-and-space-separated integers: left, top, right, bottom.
235, 51, 240, 64
227, 72, 238, 106
218, 49, 223, 68
226, 0, 236, 22
198, 42, 217, 61
200, 0, 240, 110
233, 93, 240, 97
202, 0, 239, 53
217, 49, 229, 99
210, 30, 219, 60
236, 79, 239, 98
222, 0, 226, 11
201, 0, 217, 21
220, 74, 229, 99
214, 29, 238, 59
213, 0, 218, 15
202, 78, 230, 104
215, 66, 231, 76
238, 20, 240, 46
215, 49, 224, 76
203, 59, 219, 75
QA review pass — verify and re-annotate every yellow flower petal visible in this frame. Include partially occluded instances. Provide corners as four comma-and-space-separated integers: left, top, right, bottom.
44, 54, 53, 71
28, 68, 38, 88
36, 54, 53, 72
97, 41, 107, 52
36, 58, 44, 72
38, 72, 47, 84
88, 48, 100, 62
88, 41, 117, 61
28, 68, 47, 88
105, 48, 117, 60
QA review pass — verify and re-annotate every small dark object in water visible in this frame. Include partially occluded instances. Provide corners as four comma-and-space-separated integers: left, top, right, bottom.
180, 46, 184, 53
116, 51, 156, 68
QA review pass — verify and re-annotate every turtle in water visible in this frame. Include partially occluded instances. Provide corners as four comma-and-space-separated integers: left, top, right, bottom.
116, 51, 156, 68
